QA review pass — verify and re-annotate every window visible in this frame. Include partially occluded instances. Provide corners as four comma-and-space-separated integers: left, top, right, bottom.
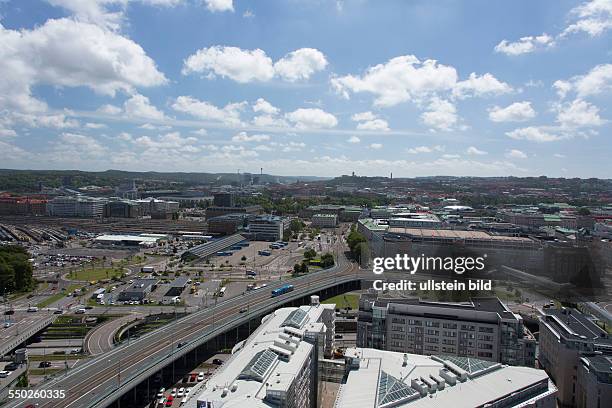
443, 323, 457, 329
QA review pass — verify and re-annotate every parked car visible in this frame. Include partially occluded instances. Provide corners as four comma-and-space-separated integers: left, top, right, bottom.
4, 362, 18, 371
212, 359, 223, 365
197, 372, 204, 381
157, 388, 165, 398
177, 388, 185, 397
0, 371, 10, 378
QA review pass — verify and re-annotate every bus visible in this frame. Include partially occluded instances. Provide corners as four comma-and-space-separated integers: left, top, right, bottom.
218, 286, 227, 297
271, 284, 294, 298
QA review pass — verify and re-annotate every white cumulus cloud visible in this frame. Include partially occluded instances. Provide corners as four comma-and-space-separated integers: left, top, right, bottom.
421, 98, 458, 131
285, 108, 338, 129
182, 46, 327, 83
494, 34, 554, 56
488, 102, 536, 122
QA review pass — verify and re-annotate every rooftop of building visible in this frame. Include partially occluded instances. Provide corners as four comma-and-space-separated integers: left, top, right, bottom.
194, 303, 335, 408
358, 218, 389, 231
94, 234, 162, 243
385, 228, 534, 243
367, 296, 515, 318
542, 308, 610, 343
313, 213, 338, 218
122, 278, 158, 292
581, 354, 612, 375
335, 348, 556, 408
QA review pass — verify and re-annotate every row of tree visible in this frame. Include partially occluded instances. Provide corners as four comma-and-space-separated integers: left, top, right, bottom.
0, 245, 35, 294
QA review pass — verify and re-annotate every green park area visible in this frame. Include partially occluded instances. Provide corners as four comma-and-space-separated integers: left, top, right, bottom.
322, 293, 360, 310
69, 267, 123, 281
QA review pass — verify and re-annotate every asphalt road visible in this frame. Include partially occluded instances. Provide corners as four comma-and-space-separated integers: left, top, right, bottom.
4, 240, 354, 408
85, 313, 143, 356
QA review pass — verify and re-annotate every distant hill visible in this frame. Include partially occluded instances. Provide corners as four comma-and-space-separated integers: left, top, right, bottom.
0, 169, 330, 193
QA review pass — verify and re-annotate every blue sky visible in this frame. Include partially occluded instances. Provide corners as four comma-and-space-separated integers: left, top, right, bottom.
0, 0, 611, 177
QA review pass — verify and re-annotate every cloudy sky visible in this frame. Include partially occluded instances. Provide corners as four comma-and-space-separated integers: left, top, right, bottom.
0, 0, 611, 178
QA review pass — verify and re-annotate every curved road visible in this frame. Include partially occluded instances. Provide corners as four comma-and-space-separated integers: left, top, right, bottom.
85, 313, 143, 356
5, 243, 356, 408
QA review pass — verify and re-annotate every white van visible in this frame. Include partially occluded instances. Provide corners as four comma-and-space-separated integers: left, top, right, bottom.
27, 306, 38, 312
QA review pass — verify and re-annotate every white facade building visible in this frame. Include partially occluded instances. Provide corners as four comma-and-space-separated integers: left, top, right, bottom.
311, 214, 338, 228
190, 299, 335, 408
248, 215, 289, 241
46, 196, 106, 217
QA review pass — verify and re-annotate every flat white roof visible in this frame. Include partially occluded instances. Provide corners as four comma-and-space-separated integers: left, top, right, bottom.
94, 234, 160, 243
335, 348, 556, 408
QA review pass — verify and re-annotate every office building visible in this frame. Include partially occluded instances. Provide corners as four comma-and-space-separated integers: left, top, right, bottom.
387, 212, 442, 229
357, 295, 536, 367
576, 354, 612, 408
299, 205, 362, 222
46, 196, 106, 217
213, 192, 236, 208
335, 348, 557, 408
0, 195, 47, 216
539, 308, 612, 407
248, 215, 289, 241
193, 299, 335, 408
117, 278, 158, 302
311, 214, 338, 228
208, 213, 250, 235
103, 200, 141, 218
206, 205, 263, 220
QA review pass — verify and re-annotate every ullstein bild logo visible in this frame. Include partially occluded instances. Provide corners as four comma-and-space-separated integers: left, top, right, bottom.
372, 254, 487, 275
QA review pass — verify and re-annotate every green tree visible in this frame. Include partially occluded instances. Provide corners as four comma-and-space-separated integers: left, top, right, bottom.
304, 248, 317, 260
320, 253, 335, 268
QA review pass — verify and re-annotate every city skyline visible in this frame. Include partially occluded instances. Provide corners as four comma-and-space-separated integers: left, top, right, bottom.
0, 0, 611, 178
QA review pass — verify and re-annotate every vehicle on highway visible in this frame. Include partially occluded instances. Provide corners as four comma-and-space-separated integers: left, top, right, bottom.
197, 372, 204, 381
245, 270, 257, 277
4, 362, 18, 371
27, 306, 38, 312
177, 342, 186, 348
212, 358, 223, 365
0, 371, 10, 378
53, 309, 63, 314
271, 284, 294, 298
239, 307, 248, 313
85, 305, 93, 309
3, 322, 12, 328
218, 287, 226, 297
70, 348, 80, 354
38, 361, 52, 368
75, 308, 86, 314
4, 309, 14, 315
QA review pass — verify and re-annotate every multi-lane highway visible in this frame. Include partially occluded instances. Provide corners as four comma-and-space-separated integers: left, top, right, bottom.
4, 242, 358, 408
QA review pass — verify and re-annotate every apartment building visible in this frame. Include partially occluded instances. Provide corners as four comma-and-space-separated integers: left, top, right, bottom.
357, 294, 536, 367
193, 298, 335, 408
576, 355, 612, 408
335, 348, 556, 408
539, 308, 612, 408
